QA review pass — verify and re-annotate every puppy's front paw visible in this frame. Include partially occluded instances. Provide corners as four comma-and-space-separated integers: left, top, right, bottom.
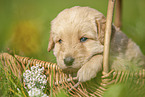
77, 55, 103, 82
77, 64, 97, 82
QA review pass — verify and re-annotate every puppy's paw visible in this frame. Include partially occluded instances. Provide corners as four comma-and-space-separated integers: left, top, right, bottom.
77, 64, 97, 82
77, 55, 103, 82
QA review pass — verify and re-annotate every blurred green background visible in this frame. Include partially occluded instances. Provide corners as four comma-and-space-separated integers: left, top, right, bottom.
0, 0, 145, 63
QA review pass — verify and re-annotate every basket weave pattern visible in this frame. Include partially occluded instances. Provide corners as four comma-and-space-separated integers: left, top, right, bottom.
0, 53, 145, 96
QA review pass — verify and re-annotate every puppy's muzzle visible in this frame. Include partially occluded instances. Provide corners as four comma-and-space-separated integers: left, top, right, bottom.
64, 56, 74, 66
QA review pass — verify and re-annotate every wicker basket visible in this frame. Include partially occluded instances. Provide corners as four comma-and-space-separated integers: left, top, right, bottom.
0, 53, 145, 96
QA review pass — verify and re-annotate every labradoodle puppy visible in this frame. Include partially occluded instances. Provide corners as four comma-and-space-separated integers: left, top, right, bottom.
48, 6, 145, 82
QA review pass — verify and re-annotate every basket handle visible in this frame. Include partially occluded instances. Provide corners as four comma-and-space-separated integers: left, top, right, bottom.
115, 0, 122, 28
103, 0, 116, 75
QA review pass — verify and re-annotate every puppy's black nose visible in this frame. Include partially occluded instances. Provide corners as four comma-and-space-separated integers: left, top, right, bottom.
64, 57, 74, 66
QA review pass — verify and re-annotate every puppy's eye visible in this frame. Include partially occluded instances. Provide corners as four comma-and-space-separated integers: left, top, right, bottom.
58, 39, 62, 43
80, 37, 88, 42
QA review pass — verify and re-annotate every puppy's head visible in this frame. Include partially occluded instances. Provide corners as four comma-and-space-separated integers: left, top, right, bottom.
48, 6, 107, 73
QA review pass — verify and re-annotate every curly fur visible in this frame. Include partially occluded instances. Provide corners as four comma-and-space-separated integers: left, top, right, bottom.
48, 6, 145, 82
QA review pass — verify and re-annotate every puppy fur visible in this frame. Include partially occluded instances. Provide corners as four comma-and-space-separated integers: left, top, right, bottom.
48, 6, 145, 82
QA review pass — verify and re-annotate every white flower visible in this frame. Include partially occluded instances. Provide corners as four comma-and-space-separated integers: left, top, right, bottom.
41, 86, 45, 89
43, 75, 46, 78
43, 80, 47, 85
28, 88, 48, 97
42, 94, 49, 97
23, 64, 48, 96
23, 73, 26, 77
27, 84, 32, 89
37, 73, 40, 77
41, 67, 44, 71
25, 70, 31, 74
30, 66, 34, 71
31, 72, 34, 75
36, 64, 39, 69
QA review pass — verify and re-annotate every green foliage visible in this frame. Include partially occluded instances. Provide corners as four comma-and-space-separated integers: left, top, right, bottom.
0, 0, 145, 61
54, 89, 68, 97
103, 82, 145, 97
0, 61, 28, 97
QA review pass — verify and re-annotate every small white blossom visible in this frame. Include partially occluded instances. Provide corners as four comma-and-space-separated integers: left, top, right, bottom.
41, 86, 45, 89
42, 94, 49, 97
28, 88, 48, 97
23, 64, 48, 97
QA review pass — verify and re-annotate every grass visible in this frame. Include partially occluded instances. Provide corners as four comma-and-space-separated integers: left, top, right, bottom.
103, 82, 145, 97
0, 57, 69, 97
0, 61, 28, 97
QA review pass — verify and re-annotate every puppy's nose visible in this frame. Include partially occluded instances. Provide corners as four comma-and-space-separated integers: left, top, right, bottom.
64, 57, 74, 66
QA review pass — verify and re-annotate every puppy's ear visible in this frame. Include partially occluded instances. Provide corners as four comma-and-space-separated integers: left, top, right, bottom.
95, 16, 116, 45
95, 15, 106, 45
48, 32, 54, 52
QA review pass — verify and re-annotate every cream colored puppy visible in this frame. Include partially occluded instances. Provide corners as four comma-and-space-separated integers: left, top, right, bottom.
48, 6, 145, 82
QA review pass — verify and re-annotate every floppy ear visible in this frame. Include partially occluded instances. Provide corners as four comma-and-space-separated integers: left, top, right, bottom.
95, 15, 116, 45
48, 32, 54, 52
95, 15, 106, 45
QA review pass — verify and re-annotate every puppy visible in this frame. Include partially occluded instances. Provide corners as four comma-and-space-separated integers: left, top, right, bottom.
48, 6, 145, 82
